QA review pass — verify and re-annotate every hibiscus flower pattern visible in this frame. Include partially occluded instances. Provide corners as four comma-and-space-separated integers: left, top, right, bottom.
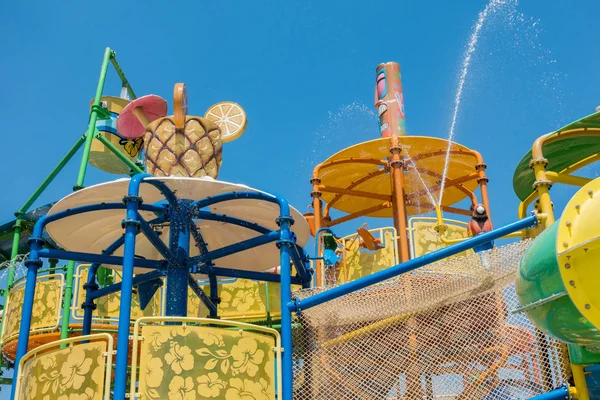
413, 222, 469, 258
17, 341, 107, 400
138, 324, 276, 400
3, 278, 62, 342
186, 279, 301, 320
74, 267, 161, 322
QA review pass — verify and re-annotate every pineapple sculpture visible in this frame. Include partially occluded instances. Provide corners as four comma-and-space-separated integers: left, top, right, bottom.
117, 83, 247, 179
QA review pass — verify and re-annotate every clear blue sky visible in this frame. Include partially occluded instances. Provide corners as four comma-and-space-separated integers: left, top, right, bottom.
0, 0, 599, 395
1, 0, 599, 232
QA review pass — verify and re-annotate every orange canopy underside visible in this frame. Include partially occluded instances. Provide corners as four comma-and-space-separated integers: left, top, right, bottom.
318, 137, 480, 217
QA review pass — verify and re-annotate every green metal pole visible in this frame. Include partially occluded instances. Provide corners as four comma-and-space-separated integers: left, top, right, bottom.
4, 221, 23, 292
17, 136, 85, 215
95, 132, 144, 174
110, 56, 137, 100
75, 47, 113, 190
59, 260, 76, 342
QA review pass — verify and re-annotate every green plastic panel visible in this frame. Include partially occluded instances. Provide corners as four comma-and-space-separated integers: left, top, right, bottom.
516, 221, 600, 345
568, 344, 600, 365
513, 111, 600, 201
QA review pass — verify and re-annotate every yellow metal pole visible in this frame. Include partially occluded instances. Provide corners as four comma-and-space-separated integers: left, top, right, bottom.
531, 136, 555, 228
545, 171, 592, 187
571, 363, 590, 400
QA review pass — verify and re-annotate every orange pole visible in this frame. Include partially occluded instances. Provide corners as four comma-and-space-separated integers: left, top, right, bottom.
389, 135, 410, 262
311, 176, 323, 287
475, 160, 492, 226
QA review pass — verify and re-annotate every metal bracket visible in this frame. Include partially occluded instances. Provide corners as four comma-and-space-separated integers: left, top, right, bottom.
511, 291, 567, 314
529, 157, 549, 169
122, 195, 143, 205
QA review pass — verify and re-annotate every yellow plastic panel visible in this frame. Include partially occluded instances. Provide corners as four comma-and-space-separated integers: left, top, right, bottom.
319, 137, 479, 217
1, 274, 63, 344
14, 334, 113, 400
73, 265, 162, 323
337, 229, 397, 283
188, 279, 301, 320
557, 177, 600, 330
409, 217, 471, 259
133, 318, 280, 400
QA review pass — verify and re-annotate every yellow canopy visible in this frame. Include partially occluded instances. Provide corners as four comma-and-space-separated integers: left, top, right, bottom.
317, 137, 480, 217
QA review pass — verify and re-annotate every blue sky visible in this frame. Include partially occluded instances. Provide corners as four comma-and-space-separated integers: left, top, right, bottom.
1, 0, 599, 233
1, 0, 600, 395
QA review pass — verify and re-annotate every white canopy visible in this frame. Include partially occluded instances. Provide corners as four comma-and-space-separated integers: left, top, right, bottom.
46, 177, 309, 274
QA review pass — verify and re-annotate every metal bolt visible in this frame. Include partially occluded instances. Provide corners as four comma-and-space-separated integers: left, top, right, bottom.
563, 242, 569, 248
585, 304, 591, 310
569, 280, 575, 286
565, 221, 571, 227
588, 190, 594, 197
575, 204, 580, 210
565, 263, 571, 269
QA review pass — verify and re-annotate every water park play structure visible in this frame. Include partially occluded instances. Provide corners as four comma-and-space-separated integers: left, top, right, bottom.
1, 48, 600, 400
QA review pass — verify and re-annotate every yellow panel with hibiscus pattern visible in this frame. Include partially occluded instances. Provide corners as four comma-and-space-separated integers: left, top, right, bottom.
138, 324, 276, 399
188, 279, 301, 320
410, 219, 472, 258
73, 266, 162, 322
1, 275, 62, 344
17, 341, 108, 400
338, 230, 396, 283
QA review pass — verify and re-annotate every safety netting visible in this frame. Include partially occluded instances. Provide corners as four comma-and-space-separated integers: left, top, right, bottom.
291, 240, 570, 399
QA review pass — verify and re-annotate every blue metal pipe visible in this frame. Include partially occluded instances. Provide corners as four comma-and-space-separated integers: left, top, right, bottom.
10, 237, 44, 400
37, 248, 163, 270
82, 235, 127, 335
278, 217, 294, 400
208, 273, 219, 318
142, 178, 178, 205
189, 220, 209, 254
113, 182, 143, 400
191, 191, 290, 215
90, 269, 164, 300
528, 386, 570, 400
137, 211, 177, 265
34, 202, 165, 230
193, 210, 271, 235
166, 201, 190, 317
128, 173, 152, 195
188, 231, 281, 266
188, 275, 217, 316
289, 244, 311, 286
289, 215, 538, 313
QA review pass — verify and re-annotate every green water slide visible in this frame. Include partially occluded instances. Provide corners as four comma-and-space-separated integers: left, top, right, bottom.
513, 111, 600, 202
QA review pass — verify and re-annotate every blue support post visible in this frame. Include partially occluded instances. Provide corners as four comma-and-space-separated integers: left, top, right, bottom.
289, 215, 538, 312
81, 264, 99, 336
10, 236, 45, 400
165, 200, 190, 317
208, 272, 219, 318
277, 205, 294, 400
112, 176, 147, 400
